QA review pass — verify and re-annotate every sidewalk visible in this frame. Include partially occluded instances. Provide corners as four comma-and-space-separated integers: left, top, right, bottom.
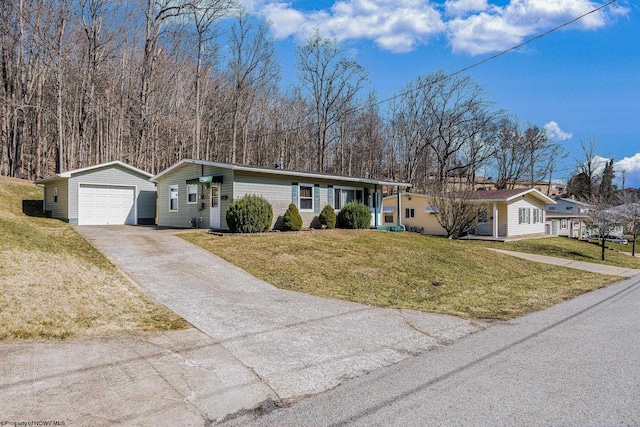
488, 249, 640, 277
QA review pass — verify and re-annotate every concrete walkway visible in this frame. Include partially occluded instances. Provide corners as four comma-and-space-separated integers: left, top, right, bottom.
29, 225, 482, 424
489, 248, 640, 277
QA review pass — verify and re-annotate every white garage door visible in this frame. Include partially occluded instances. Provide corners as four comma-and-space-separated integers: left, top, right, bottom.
78, 185, 136, 225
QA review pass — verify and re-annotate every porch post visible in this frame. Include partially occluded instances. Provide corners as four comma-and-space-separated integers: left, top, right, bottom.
374, 184, 379, 228
493, 202, 499, 238
397, 190, 402, 227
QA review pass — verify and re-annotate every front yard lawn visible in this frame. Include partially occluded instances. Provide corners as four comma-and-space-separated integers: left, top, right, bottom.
0, 177, 188, 341
182, 230, 620, 320
474, 237, 640, 269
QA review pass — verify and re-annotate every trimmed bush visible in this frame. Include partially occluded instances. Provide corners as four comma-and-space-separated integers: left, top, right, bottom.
226, 195, 273, 233
336, 202, 371, 229
318, 204, 337, 229
282, 203, 303, 231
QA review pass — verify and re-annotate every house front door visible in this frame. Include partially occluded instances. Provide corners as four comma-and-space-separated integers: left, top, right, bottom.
551, 220, 558, 235
210, 185, 220, 229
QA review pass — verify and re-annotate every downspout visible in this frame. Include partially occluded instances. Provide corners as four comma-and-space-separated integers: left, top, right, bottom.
397, 189, 402, 228
374, 184, 379, 228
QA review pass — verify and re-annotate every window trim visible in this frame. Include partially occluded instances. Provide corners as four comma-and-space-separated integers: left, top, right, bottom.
405, 208, 415, 219
298, 183, 314, 212
186, 184, 198, 204
53, 187, 58, 203
384, 214, 394, 223
169, 185, 179, 212
533, 208, 543, 224
518, 207, 531, 224
560, 218, 568, 229
332, 185, 362, 210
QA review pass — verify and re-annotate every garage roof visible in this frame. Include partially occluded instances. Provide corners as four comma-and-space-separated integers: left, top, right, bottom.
36, 161, 153, 184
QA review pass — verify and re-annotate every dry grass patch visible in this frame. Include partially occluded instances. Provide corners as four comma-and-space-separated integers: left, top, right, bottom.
182, 230, 619, 320
0, 177, 188, 341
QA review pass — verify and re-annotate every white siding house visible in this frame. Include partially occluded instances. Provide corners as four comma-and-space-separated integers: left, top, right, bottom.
544, 198, 590, 238
152, 159, 411, 230
36, 161, 156, 225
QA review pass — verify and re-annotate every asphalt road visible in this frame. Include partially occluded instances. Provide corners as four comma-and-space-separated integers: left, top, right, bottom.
223, 274, 640, 427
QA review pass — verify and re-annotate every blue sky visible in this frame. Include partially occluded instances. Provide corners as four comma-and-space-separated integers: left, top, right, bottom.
240, 0, 639, 188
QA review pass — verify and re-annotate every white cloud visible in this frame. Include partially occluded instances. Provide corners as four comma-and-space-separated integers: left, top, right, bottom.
248, 0, 445, 53
444, 0, 490, 18
447, 0, 621, 55
613, 153, 640, 189
615, 153, 640, 174
245, 0, 628, 55
544, 121, 572, 141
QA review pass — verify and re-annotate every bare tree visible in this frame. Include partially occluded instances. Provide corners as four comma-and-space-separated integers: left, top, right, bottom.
188, 0, 235, 160
428, 187, 479, 239
585, 195, 622, 261
228, 13, 279, 163
568, 138, 605, 200
620, 202, 640, 257
296, 30, 367, 173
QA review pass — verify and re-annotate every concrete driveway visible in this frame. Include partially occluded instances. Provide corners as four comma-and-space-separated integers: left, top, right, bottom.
72, 226, 485, 419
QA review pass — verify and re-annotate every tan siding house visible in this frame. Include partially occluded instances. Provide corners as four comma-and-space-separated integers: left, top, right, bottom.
152, 159, 411, 230
382, 188, 555, 239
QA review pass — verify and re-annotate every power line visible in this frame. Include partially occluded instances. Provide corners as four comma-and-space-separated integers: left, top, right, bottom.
264, 0, 619, 138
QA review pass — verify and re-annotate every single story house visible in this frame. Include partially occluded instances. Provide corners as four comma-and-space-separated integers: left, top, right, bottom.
382, 188, 555, 239
35, 161, 156, 225
545, 198, 590, 238
151, 159, 411, 230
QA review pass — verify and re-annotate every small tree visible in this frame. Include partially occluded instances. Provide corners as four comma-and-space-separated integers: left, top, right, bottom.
337, 202, 371, 229
226, 195, 273, 233
622, 203, 640, 257
318, 204, 336, 228
428, 189, 478, 239
585, 196, 621, 261
282, 203, 303, 231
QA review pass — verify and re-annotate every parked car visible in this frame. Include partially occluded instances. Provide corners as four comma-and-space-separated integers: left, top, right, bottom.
604, 235, 628, 245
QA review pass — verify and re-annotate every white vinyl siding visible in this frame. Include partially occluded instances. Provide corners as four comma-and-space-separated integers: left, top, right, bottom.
508, 195, 547, 236
187, 184, 198, 204
169, 185, 179, 211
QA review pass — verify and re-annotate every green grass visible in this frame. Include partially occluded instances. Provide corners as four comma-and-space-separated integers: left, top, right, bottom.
473, 237, 640, 269
182, 230, 620, 320
0, 177, 188, 341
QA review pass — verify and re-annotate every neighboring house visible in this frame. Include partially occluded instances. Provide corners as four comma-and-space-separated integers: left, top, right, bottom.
381, 192, 447, 236
35, 161, 156, 225
382, 188, 555, 239
545, 198, 590, 238
151, 159, 411, 230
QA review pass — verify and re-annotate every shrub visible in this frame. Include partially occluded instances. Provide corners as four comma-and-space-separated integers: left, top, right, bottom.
282, 203, 303, 231
226, 195, 273, 233
318, 204, 337, 229
337, 202, 371, 229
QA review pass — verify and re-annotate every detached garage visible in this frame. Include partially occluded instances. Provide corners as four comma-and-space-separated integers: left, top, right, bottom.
36, 161, 156, 225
